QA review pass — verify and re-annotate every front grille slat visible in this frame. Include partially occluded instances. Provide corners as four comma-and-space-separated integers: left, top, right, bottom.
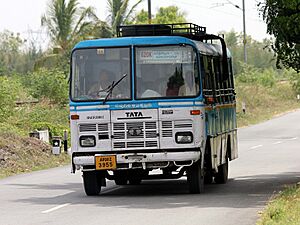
145, 122, 156, 129
162, 130, 173, 137
113, 132, 125, 139
79, 124, 97, 132
174, 120, 193, 128
113, 123, 125, 130
114, 142, 125, 148
127, 141, 144, 148
98, 123, 109, 132
146, 130, 157, 138
162, 121, 172, 129
146, 141, 158, 147
174, 124, 193, 128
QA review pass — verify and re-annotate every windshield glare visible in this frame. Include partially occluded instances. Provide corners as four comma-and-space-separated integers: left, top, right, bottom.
71, 47, 131, 101
136, 45, 199, 99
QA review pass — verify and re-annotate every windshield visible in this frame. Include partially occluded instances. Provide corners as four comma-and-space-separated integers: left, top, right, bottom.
135, 45, 199, 99
71, 47, 131, 101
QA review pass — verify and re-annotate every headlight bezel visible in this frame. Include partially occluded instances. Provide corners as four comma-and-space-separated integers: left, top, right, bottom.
175, 131, 193, 144
79, 135, 96, 147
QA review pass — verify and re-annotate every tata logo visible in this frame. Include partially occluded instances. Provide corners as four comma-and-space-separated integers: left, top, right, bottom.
125, 112, 143, 117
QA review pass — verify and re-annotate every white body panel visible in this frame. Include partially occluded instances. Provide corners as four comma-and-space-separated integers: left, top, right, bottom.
70, 106, 206, 170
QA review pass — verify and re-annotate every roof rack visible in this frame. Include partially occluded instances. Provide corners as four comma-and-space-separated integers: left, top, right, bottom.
117, 23, 206, 40
117, 23, 229, 81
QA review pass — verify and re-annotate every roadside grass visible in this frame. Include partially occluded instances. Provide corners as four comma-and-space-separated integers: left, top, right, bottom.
235, 81, 300, 127
257, 184, 300, 225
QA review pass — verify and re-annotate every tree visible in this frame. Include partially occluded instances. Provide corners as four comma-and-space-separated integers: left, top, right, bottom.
0, 31, 23, 75
40, 0, 112, 72
153, 6, 187, 24
133, 6, 187, 24
259, 0, 300, 72
220, 30, 276, 74
107, 0, 143, 35
41, 0, 97, 55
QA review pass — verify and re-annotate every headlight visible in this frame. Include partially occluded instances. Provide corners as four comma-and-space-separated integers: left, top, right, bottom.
175, 132, 193, 144
79, 136, 96, 147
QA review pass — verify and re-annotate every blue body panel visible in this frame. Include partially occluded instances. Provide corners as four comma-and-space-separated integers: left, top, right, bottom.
74, 36, 196, 49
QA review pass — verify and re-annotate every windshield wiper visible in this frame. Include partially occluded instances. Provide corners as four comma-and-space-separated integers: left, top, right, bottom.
103, 73, 128, 104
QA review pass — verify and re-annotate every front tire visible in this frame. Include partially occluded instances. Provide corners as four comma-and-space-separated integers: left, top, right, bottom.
83, 171, 102, 196
187, 161, 204, 194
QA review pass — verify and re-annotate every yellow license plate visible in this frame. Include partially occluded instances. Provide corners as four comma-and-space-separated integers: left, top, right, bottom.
95, 155, 117, 170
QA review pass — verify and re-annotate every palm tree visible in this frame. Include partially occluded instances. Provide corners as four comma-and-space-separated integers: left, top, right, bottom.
41, 0, 97, 54
107, 0, 144, 35
39, 0, 112, 72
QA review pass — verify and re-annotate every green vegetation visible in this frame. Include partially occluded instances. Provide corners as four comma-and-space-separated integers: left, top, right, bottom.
259, 0, 300, 72
257, 184, 300, 225
132, 6, 187, 24
107, 0, 143, 34
0, 68, 69, 178
236, 81, 299, 127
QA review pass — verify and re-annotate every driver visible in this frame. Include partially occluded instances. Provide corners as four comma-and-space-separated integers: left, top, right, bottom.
88, 69, 114, 98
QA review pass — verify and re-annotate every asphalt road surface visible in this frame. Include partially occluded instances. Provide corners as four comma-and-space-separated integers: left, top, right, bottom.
1, 110, 300, 225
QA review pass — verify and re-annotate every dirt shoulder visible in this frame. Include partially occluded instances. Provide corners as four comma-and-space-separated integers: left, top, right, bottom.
0, 132, 69, 178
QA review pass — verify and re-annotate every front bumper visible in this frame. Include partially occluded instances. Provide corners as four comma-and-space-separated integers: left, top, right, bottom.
72, 150, 201, 171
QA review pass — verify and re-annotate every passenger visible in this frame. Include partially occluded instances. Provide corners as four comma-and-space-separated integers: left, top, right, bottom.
178, 70, 198, 96
141, 81, 161, 98
166, 76, 180, 96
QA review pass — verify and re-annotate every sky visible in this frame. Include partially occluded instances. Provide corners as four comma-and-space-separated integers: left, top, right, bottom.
0, 0, 270, 48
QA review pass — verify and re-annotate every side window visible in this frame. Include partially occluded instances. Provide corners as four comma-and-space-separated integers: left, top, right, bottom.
212, 57, 222, 103
201, 55, 214, 101
228, 58, 235, 101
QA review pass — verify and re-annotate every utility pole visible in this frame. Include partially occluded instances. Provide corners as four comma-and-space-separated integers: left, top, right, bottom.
242, 0, 247, 63
147, 0, 152, 24
220, 0, 247, 63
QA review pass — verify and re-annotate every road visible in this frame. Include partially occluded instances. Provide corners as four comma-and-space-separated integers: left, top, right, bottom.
1, 110, 300, 225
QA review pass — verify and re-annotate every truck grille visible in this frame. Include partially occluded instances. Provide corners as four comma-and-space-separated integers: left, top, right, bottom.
112, 121, 158, 149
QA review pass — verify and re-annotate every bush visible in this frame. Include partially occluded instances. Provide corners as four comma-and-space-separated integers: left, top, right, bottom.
6, 99, 69, 134
236, 64, 276, 87
22, 68, 68, 104
0, 76, 27, 120
287, 69, 300, 94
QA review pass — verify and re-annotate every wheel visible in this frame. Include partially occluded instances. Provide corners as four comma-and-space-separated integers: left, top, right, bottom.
83, 171, 102, 196
214, 157, 229, 184
128, 178, 142, 185
187, 160, 204, 194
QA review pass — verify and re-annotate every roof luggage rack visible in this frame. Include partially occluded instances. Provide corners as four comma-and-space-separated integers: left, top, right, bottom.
116, 23, 229, 81
117, 23, 206, 40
